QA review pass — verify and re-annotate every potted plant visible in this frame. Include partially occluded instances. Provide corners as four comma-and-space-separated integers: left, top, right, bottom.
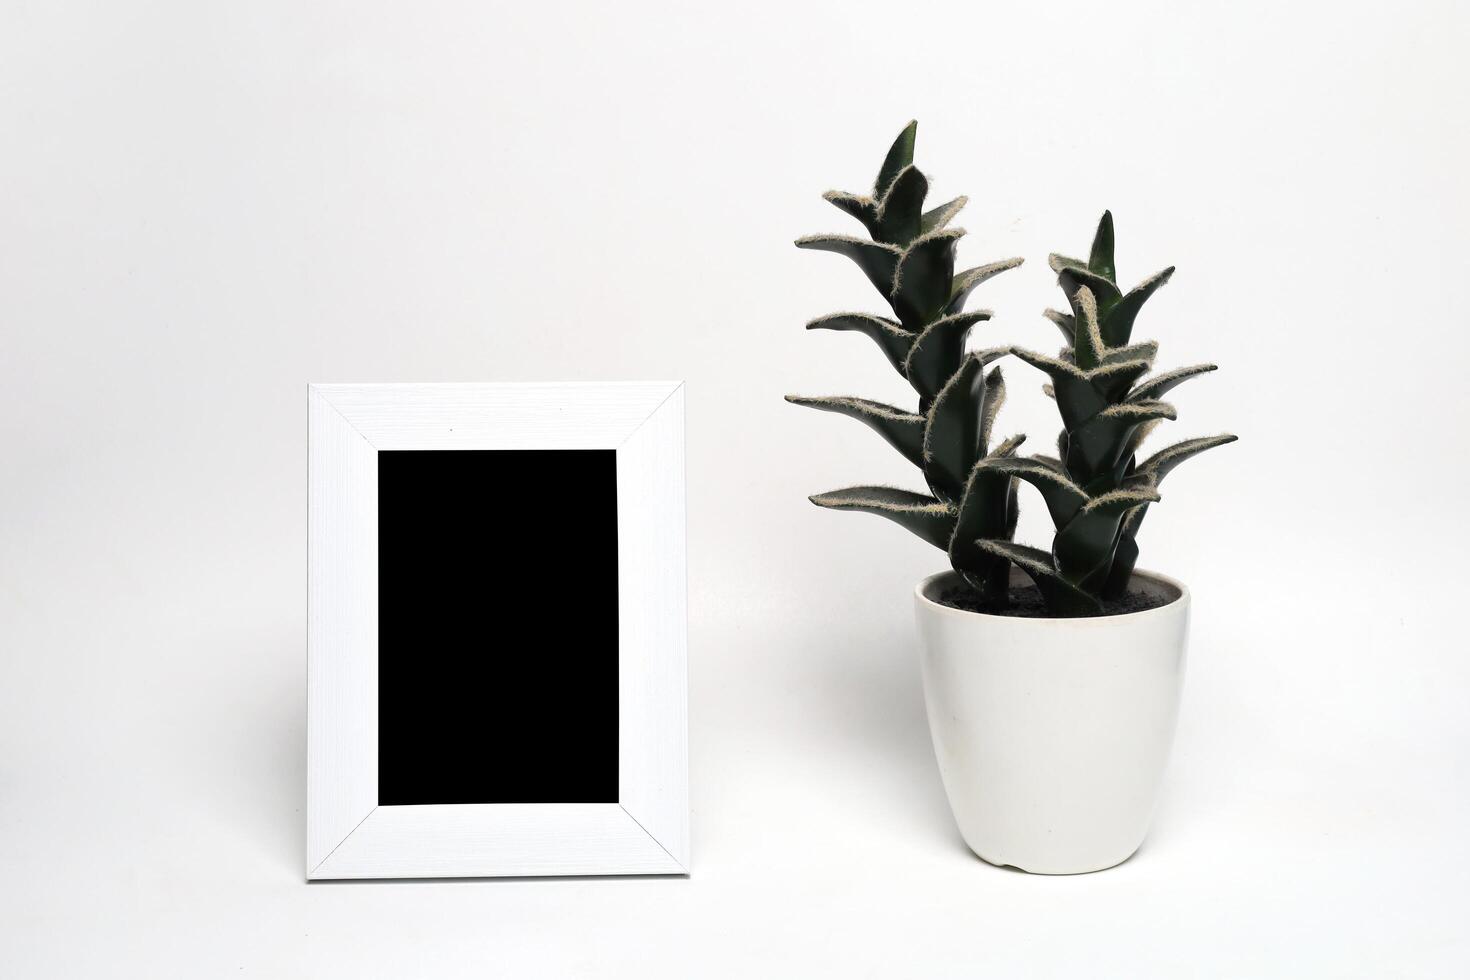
789, 122, 1236, 874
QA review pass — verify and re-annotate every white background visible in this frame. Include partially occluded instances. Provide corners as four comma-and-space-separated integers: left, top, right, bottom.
3, 0, 1468, 976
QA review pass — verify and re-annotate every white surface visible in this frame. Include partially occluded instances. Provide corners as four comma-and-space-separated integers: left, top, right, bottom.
306, 383, 687, 878
1, 0, 1467, 975
916, 570, 1189, 875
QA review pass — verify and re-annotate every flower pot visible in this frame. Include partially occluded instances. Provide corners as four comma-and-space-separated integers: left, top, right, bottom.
913, 568, 1190, 874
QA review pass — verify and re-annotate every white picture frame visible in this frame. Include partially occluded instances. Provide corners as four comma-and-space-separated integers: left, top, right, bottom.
306, 382, 688, 880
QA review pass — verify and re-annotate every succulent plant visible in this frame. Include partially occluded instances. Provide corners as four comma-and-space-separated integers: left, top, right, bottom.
981, 212, 1237, 615
789, 123, 1236, 617
786, 121, 1028, 607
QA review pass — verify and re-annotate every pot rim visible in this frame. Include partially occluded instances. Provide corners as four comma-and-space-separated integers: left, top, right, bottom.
915, 566, 1190, 625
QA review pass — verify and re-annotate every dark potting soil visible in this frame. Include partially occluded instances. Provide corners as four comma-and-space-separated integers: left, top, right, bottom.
937, 582, 1172, 618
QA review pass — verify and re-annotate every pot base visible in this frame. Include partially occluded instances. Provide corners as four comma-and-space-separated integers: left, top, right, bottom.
971, 842, 1141, 876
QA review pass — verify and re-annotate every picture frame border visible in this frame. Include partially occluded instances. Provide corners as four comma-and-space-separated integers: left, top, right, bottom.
307, 382, 687, 880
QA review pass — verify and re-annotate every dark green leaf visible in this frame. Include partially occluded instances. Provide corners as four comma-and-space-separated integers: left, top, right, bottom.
902, 310, 992, 401
1004, 476, 1020, 538
796, 235, 901, 298
1136, 433, 1238, 483
1120, 418, 1163, 463
891, 229, 963, 329
1012, 348, 1140, 429
1103, 267, 1174, 347
991, 433, 1027, 458
1089, 358, 1153, 403
995, 435, 1025, 548
1053, 373, 1110, 430
974, 539, 1103, 616
875, 120, 918, 197
1078, 529, 1126, 596
821, 191, 879, 237
805, 312, 914, 376
920, 196, 967, 235
1043, 308, 1075, 344
946, 257, 1024, 316
922, 353, 985, 501
1101, 340, 1158, 367
978, 366, 1006, 455
1066, 401, 1177, 485
1101, 483, 1160, 599
972, 456, 1088, 528
1049, 253, 1088, 274
1088, 211, 1116, 281
1010, 347, 1085, 384
1070, 286, 1107, 370
785, 395, 927, 468
1128, 363, 1217, 402
1054, 259, 1122, 315
1052, 488, 1160, 585
949, 456, 1015, 603
1101, 531, 1139, 600
810, 485, 954, 550
875, 166, 928, 245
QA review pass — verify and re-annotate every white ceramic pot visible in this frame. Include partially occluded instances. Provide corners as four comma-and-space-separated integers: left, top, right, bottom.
914, 568, 1190, 874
